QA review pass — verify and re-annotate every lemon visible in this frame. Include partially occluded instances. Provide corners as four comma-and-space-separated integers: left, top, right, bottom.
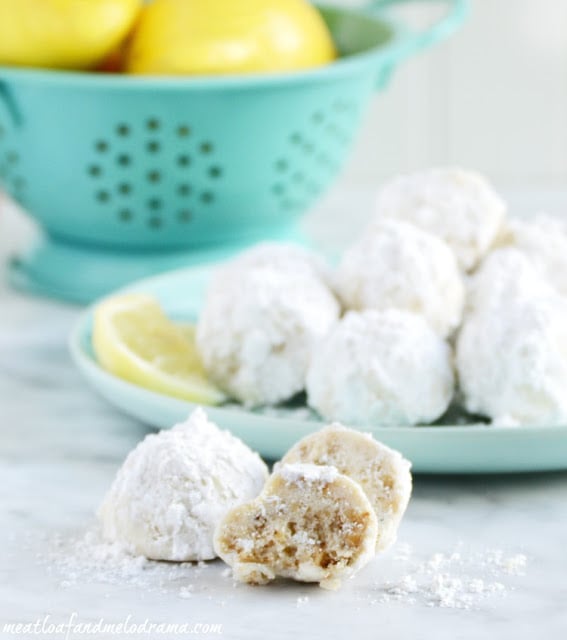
126, 0, 337, 75
0, 0, 142, 70
93, 293, 225, 405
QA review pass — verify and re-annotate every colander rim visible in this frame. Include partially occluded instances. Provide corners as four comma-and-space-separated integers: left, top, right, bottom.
0, 5, 401, 91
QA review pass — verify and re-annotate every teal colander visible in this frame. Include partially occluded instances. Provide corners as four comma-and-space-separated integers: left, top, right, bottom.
0, 0, 467, 303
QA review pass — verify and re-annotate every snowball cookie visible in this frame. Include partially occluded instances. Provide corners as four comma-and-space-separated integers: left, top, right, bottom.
98, 408, 268, 561
466, 247, 555, 315
227, 241, 334, 289
499, 214, 567, 297
307, 309, 454, 426
375, 168, 506, 271
336, 218, 464, 337
280, 424, 412, 552
196, 264, 340, 407
457, 296, 567, 424
214, 463, 378, 590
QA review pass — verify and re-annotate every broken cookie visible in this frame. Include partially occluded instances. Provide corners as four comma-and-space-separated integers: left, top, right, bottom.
214, 463, 377, 590
280, 424, 412, 552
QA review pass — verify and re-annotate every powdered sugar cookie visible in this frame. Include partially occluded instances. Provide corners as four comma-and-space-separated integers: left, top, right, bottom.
280, 424, 412, 552
196, 263, 339, 407
466, 247, 555, 315
98, 409, 268, 561
499, 213, 567, 297
336, 218, 464, 337
375, 168, 506, 271
307, 309, 454, 426
214, 463, 378, 590
457, 296, 567, 424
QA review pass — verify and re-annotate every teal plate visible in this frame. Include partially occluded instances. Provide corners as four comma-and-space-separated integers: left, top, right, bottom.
70, 263, 567, 474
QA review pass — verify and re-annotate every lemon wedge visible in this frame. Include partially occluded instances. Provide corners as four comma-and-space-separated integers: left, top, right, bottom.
93, 294, 225, 405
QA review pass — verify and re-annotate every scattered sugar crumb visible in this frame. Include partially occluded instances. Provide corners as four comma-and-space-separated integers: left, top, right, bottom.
502, 553, 527, 575
178, 585, 194, 599
41, 527, 213, 596
37, 526, 526, 611
371, 544, 528, 610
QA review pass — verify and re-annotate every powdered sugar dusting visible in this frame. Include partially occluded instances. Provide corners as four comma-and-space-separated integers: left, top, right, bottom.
279, 463, 339, 485
41, 528, 526, 610
368, 543, 527, 610
43, 527, 203, 595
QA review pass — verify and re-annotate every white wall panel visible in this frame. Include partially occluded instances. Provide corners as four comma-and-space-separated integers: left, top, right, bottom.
333, 0, 567, 188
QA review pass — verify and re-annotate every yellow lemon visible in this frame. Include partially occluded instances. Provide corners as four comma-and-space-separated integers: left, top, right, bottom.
0, 0, 142, 70
93, 293, 225, 405
126, 0, 337, 75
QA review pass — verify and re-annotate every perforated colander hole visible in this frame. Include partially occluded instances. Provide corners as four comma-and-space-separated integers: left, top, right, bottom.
117, 153, 131, 167
147, 118, 160, 131
199, 142, 213, 155
208, 166, 222, 179
118, 182, 132, 195
147, 170, 161, 183
290, 132, 302, 145
178, 184, 192, 196
148, 216, 162, 228
177, 154, 191, 167
177, 125, 191, 138
118, 209, 133, 222
332, 100, 349, 113
116, 124, 130, 137
275, 159, 288, 173
146, 141, 161, 154
178, 210, 192, 223
272, 183, 285, 195
200, 191, 214, 204
95, 140, 109, 153
147, 198, 162, 211
312, 112, 325, 125
88, 164, 102, 177
6, 151, 18, 165
96, 190, 110, 203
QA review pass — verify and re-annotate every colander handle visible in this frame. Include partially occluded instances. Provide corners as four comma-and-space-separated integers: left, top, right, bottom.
0, 81, 21, 127
368, 0, 468, 65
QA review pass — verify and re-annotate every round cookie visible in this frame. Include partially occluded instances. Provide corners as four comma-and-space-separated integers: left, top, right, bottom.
98, 408, 268, 561
280, 424, 412, 552
375, 167, 506, 271
456, 296, 567, 425
196, 264, 339, 407
466, 247, 554, 315
307, 309, 454, 426
336, 218, 464, 337
500, 213, 567, 297
214, 463, 378, 590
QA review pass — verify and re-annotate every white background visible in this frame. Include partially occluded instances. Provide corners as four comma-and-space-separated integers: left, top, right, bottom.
334, 0, 567, 189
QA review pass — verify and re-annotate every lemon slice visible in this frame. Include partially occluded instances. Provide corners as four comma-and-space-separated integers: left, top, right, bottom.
93, 293, 225, 405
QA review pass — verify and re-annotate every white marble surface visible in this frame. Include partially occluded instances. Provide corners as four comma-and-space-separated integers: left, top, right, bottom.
1, 194, 567, 640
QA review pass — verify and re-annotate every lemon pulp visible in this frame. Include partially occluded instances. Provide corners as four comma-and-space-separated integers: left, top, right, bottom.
93, 293, 225, 405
